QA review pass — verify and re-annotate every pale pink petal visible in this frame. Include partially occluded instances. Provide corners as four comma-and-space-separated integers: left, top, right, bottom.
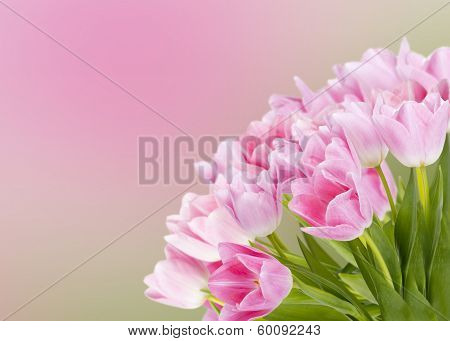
426, 47, 450, 81
301, 224, 363, 241
204, 207, 252, 247
259, 261, 293, 304
312, 170, 346, 203
218, 242, 271, 262
424, 102, 449, 165
208, 258, 257, 305
333, 112, 387, 167
325, 189, 371, 229
289, 194, 327, 226
164, 233, 219, 262
300, 133, 327, 175
233, 191, 280, 237
210, 243, 292, 320
238, 288, 268, 311
144, 256, 208, 309
373, 113, 422, 167
219, 304, 270, 321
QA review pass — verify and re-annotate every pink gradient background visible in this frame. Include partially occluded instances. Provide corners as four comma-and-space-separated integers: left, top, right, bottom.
0, 0, 448, 320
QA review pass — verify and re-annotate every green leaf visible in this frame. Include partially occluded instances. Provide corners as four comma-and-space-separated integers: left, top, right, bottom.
283, 251, 309, 268
322, 240, 357, 266
349, 241, 416, 320
403, 234, 437, 320
397, 176, 406, 204
365, 304, 381, 319
340, 263, 359, 274
403, 272, 438, 321
263, 290, 349, 321
297, 237, 359, 300
347, 239, 377, 299
423, 168, 443, 288
395, 169, 418, 284
282, 249, 372, 321
297, 236, 341, 291
293, 279, 366, 320
338, 273, 377, 304
408, 221, 426, 295
253, 240, 309, 268
429, 218, 450, 320
303, 233, 339, 268
368, 223, 402, 293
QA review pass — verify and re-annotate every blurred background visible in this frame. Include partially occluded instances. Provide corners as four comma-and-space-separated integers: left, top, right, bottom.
0, 0, 449, 320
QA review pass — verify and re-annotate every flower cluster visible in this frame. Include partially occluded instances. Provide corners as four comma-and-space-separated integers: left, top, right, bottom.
144, 40, 450, 321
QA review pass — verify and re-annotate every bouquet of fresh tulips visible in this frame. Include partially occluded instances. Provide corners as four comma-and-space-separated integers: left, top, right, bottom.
144, 39, 450, 321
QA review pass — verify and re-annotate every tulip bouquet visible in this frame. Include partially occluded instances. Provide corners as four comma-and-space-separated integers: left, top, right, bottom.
144, 40, 450, 321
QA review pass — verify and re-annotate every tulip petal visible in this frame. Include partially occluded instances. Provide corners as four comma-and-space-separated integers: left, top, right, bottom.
218, 242, 271, 263
325, 189, 371, 229
259, 261, 293, 304
219, 304, 270, 321
373, 114, 422, 167
333, 112, 387, 167
208, 258, 257, 305
301, 224, 363, 241
164, 233, 219, 262
205, 207, 252, 246
233, 192, 279, 237
289, 194, 327, 226
424, 102, 449, 165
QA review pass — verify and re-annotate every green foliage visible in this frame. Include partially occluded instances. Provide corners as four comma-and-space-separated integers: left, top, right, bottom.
263, 290, 350, 321
367, 223, 402, 293
429, 219, 450, 319
266, 139, 449, 320
394, 169, 418, 285
338, 273, 376, 304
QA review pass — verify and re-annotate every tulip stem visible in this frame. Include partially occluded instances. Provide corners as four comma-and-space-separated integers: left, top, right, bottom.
375, 165, 397, 222
415, 165, 429, 217
208, 301, 221, 316
360, 233, 394, 289
272, 232, 288, 251
267, 233, 286, 258
206, 294, 224, 307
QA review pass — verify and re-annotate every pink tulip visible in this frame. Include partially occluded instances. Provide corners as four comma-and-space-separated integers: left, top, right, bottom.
290, 133, 373, 240
197, 95, 300, 184
195, 139, 263, 184
246, 94, 300, 141
294, 76, 337, 115
332, 101, 388, 168
436, 79, 449, 101
268, 138, 305, 193
214, 170, 282, 237
331, 40, 436, 103
426, 87, 450, 134
298, 125, 395, 222
144, 245, 209, 309
332, 47, 400, 102
291, 77, 343, 144
290, 174, 372, 241
164, 193, 252, 262
373, 92, 449, 167
208, 243, 292, 321
299, 126, 333, 177
426, 47, 450, 83
396, 39, 436, 94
